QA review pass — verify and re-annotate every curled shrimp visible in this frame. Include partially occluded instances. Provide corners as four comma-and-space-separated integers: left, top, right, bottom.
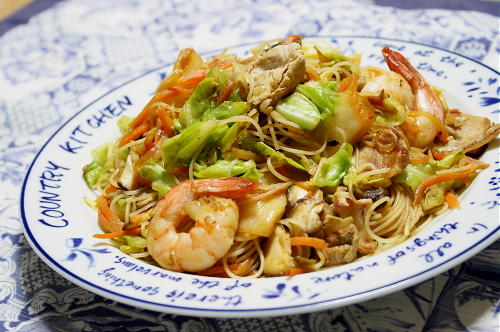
382, 47, 446, 148
360, 66, 414, 110
147, 177, 258, 272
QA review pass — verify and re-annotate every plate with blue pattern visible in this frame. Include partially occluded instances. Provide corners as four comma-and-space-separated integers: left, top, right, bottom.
20, 36, 500, 318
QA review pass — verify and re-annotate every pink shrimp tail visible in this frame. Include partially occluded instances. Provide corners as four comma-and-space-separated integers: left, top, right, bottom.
192, 177, 259, 198
382, 47, 444, 123
382, 47, 424, 92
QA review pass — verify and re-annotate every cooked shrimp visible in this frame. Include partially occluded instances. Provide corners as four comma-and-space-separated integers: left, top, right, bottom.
360, 67, 414, 110
147, 177, 258, 272
382, 47, 446, 148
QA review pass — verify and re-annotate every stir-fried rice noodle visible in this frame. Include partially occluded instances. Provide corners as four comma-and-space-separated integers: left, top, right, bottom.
82, 37, 499, 277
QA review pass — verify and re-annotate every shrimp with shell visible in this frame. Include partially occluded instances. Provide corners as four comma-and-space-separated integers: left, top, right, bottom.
382, 47, 446, 148
146, 177, 258, 272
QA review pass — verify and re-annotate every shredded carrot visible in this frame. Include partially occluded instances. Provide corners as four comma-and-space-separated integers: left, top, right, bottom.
461, 176, 472, 186
296, 181, 316, 191
143, 128, 156, 152
157, 109, 175, 138
409, 154, 430, 164
208, 58, 233, 70
104, 184, 117, 194
197, 265, 229, 276
130, 106, 152, 129
290, 236, 327, 250
304, 191, 314, 199
165, 86, 194, 97
96, 195, 123, 233
131, 87, 191, 129
132, 88, 182, 128
135, 138, 163, 170
445, 191, 460, 209
218, 80, 236, 104
96, 195, 116, 221
284, 35, 304, 44
175, 70, 206, 88
198, 258, 253, 277
197, 264, 236, 277
93, 227, 142, 239
285, 267, 314, 277
119, 121, 151, 147
414, 162, 488, 203
129, 211, 150, 227
431, 149, 446, 160
305, 67, 321, 81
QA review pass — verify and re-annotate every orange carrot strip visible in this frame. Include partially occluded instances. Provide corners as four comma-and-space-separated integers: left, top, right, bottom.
144, 127, 158, 152
163, 87, 194, 98
157, 109, 175, 138
409, 155, 430, 164
198, 258, 254, 277
296, 181, 316, 191
445, 192, 460, 209
96, 196, 117, 222
135, 138, 164, 171
119, 121, 151, 147
284, 35, 304, 44
304, 191, 314, 199
305, 67, 321, 81
290, 236, 327, 250
218, 80, 236, 104
130, 106, 152, 129
431, 149, 446, 160
208, 58, 233, 70
414, 162, 488, 203
93, 227, 142, 239
285, 267, 314, 277
175, 70, 206, 88
104, 184, 117, 194
130, 88, 186, 128
197, 264, 236, 277
96, 195, 123, 233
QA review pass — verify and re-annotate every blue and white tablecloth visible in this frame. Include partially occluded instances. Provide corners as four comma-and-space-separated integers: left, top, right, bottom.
0, 0, 498, 331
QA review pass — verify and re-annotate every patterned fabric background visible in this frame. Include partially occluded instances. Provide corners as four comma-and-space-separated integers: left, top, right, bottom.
0, 0, 498, 331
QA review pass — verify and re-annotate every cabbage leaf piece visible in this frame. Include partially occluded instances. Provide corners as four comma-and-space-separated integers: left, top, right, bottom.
194, 159, 262, 180
296, 81, 339, 120
83, 142, 113, 188
310, 143, 352, 187
162, 120, 219, 169
275, 92, 321, 130
139, 163, 177, 198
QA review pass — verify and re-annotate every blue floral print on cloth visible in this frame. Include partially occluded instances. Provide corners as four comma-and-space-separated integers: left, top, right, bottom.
0, 0, 498, 331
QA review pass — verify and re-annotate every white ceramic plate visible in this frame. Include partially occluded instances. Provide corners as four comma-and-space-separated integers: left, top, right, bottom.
21, 36, 500, 318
